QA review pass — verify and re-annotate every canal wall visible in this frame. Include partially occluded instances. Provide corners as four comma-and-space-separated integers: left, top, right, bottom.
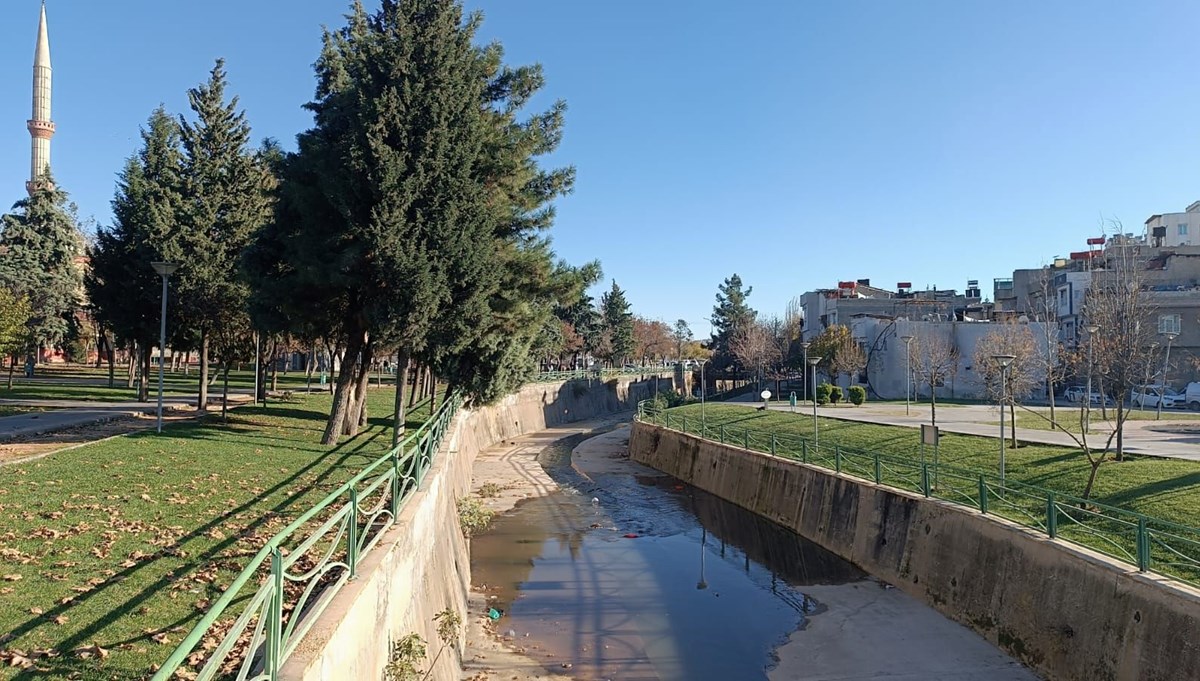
629, 422, 1200, 681
280, 375, 671, 681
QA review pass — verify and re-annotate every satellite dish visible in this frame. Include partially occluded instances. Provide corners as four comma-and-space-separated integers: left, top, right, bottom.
760, 390, 772, 400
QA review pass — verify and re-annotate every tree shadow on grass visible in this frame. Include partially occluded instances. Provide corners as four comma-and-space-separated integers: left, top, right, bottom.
5, 423, 396, 680
1097, 472, 1200, 511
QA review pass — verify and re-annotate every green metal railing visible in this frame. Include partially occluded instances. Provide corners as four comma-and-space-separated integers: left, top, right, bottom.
153, 394, 462, 681
637, 402, 1200, 589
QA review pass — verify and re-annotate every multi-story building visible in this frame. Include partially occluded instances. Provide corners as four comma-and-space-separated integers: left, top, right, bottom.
800, 279, 990, 343
1146, 202, 1200, 248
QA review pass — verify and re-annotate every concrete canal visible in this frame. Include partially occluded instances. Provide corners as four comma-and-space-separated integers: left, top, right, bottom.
466, 424, 1037, 681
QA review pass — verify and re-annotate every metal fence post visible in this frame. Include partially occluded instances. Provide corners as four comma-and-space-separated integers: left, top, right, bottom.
802, 440, 808, 464
390, 446, 401, 516
770, 433, 777, 457
1046, 492, 1057, 539
665, 413, 671, 429
835, 446, 841, 474
348, 488, 360, 578
267, 547, 284, 679
720, 425, 726, 443
979, 475, 988, 514
744, 429, 750, 449
1137, 517, 1149, 572
921, 464, 930, 498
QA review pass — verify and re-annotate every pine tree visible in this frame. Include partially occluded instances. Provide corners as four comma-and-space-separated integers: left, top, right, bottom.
0, 176, 83, 363
710, 273, 755, 369
86, 108, 186, 399
600, 280, 634, 366
177, 60, 273, 411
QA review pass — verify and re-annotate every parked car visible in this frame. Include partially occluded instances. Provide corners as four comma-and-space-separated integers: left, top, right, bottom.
1186, 382, 1200, 411
1132, 385, 1182, 409
1064, 386, 1109, 406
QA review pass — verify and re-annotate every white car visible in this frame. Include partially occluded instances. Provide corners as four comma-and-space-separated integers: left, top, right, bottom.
1064, 386, 1108, 406
1132, 385, 1182, 409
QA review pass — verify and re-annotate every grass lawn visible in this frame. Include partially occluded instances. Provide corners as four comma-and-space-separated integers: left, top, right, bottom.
0, 388, 434, 680
664, 403, 1200, 529
1010, 407, 1200, 434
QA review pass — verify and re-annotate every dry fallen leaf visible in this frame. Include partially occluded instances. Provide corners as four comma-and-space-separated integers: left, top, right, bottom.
53, 615, 68, 625
2, 574, 22, 581
28, 607, 42, 615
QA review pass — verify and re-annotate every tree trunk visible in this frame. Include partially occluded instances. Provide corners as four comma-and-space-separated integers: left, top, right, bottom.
409, 362, 419, 407
270, 338, 279, 392
930, 383, 937, 428
1115, 402, 1125, 462
322, 333, 364, 445
392, 350, 412, 448
344, 340, 373, 436
197, 333, 209, 412
305, 343, 316, 390
140, 345, 152, 402
127, 343, 137, 389
222, 362, 230, 422
106, 337, 115, 389
7, 355, 14, 390
1009, 401, 1017, 450
183, 351, 190, 376
1047, 377, 1056, 430
430, 376, 439, 413
1082, 458, 1102, 500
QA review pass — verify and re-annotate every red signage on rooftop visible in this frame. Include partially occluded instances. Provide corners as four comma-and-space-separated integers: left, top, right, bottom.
1086, 237, 1106, 246
897, 282, 912, 289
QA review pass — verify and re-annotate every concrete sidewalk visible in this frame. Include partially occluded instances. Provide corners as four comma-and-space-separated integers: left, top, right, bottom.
726, 401, 1200, 461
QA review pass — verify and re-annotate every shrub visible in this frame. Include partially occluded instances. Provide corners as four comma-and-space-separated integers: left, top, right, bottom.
814, 383, 831, 405
829, 386, 844, 404
848, 385, 866, 405
457, 497, 494, 537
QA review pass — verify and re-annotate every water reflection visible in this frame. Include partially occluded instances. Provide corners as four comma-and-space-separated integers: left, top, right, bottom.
470, 434, 864, 680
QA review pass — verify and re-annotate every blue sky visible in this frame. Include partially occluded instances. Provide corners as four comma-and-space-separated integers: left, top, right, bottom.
2, 1, 1200, 340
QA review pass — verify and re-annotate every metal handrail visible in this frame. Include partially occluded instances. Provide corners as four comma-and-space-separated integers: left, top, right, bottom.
153, 394, 462, 681
637, 400, 1200, 589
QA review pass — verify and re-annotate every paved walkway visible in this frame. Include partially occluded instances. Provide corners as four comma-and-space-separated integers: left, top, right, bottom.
727, 400, 1200, 461
0, 394, 253, 440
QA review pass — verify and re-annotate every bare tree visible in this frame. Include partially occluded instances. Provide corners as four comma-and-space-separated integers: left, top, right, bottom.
910, 331, 959, 428
730, 320, 780, 389
974, 322, 1041, 449
834, 334, 867, 386
1031, 267, 1068, 428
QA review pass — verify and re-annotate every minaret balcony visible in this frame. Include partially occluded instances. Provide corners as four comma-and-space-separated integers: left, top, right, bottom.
27, 119, 56, 139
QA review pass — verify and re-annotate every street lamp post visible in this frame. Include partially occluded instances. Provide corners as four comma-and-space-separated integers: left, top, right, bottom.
993, 354, 1016, 488
900, 335, 914, 415
1159, 331, 1178, 421
151, 261, 180, 434
808, 357, 822, 450
1085, 324, 1099, 433
800, 341, 811, 403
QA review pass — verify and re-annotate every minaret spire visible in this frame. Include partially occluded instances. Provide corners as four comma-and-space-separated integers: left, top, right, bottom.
27, 1, 55, 195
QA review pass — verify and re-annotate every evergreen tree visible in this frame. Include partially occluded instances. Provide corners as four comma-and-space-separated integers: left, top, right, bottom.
600, 280, 634, 366
710, 273, 755, 370
0, 176, 83, 362
176, 60, 273, 411
86, 108, 186, 399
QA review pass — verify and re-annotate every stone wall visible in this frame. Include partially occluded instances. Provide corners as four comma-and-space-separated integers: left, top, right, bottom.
280, 375, 670, 680
629, 422, 1200, 681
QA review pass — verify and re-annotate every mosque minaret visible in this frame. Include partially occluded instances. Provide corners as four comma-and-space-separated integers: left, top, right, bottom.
27, 2, 55, 195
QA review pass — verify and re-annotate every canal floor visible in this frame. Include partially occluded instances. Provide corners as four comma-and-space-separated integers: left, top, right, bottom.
467, 424, 1038, 681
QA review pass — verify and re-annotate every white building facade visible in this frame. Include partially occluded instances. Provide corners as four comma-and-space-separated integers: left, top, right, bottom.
1146, 202, 1200, 248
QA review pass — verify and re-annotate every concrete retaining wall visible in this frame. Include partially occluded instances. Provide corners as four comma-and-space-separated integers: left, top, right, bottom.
629, 422, 1200, 681
281, 375, 670, 681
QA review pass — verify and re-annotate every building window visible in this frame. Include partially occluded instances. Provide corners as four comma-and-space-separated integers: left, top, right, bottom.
1179, 224, 1189, 236
1159, 314, 1182, 335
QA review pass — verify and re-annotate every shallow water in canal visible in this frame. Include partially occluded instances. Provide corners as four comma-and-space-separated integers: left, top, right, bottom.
470, 432, 868, 681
